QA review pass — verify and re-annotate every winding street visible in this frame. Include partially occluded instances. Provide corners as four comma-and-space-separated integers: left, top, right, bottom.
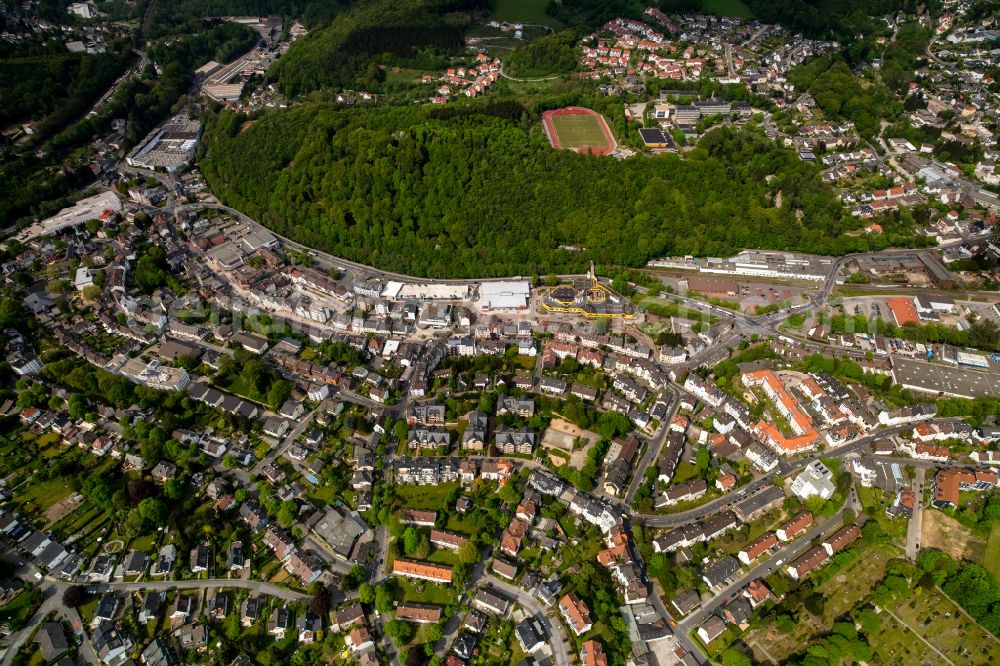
0, 548, 306, 666
498, 62, 563, 82
105, 577, 308, 600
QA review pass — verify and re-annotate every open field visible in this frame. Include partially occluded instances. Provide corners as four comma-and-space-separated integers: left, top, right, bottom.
921, 509, 986, 563
395, 482, 459, 510
544, 109, 614, 153
700, 0, 756, 19
14, 477, 72, 514
393, 577, 454, 607
984, 521, 1000, 581
44, 492, 83, 526
383, 67, 427, 85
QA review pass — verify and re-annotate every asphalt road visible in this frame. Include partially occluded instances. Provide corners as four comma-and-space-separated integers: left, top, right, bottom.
678, 510, 848, 634
906, 467, 925, 561
624, 384, 679, 503
107, 577, 308, 600
483, 574, 571, 666
251, 402, 323, 476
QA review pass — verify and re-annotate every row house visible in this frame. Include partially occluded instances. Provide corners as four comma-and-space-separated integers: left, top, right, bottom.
392, 558, 452, 584
657, 431, 686, 485
652, 511, 739, 553
430, 530, 469, 551
684, 374, 726, 408
878, 403, 937, 426
393, 457, 460, 485
656, 479, 707, 508
262, 526, 296, 561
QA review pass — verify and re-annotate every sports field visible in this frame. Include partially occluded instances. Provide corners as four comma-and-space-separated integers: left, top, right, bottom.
542, 107, 616, 155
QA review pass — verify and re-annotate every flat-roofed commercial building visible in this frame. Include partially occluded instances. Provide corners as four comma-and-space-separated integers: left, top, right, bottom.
16, 191, 123, 242
478, 281, 531, 311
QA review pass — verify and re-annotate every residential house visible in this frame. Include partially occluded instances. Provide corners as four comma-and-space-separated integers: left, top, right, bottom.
268, 606, 292, 639
559, 593, 593, 636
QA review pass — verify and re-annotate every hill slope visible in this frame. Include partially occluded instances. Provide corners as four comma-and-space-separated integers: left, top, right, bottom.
199, 104, 892, 279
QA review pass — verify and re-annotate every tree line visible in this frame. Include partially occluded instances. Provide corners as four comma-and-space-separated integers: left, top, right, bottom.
745, 0, 909, 41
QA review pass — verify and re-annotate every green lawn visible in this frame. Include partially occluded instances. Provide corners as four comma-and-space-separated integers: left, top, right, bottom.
425, 547, 458, 567
393, 578, 455, 606
490, 0, 563, 28
395, 483, 459, 511
78, 595, 100, 626
36, 432, 61, 453
0, 588, 42, 630
984, 521, 1000, 581
307, 485, 337, 507
130, 531, 160, 553
15, 477, 72, 513
384, 67, 427, 86
700, 0, 756, 19
444, 514, 477, 533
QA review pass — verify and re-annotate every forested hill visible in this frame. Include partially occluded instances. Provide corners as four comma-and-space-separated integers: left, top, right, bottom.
198, 104, 906, 279
742, 0, 911, 40
268, 0, 489, 96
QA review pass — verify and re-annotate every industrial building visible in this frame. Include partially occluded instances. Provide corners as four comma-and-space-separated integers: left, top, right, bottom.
126, 114, 202, 172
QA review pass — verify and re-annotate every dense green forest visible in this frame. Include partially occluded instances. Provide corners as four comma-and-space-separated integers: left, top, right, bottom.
0, 21, 256, 230
198, 102, 902, 278
546, 0, 645, 28
879, 23, 932, 93
504, 30, 579, 78
788, 57, 899, 137
268, 0, 487, 96
744, 0, 911, 40
0, 46, 131, 131
144, 0, 347, 38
